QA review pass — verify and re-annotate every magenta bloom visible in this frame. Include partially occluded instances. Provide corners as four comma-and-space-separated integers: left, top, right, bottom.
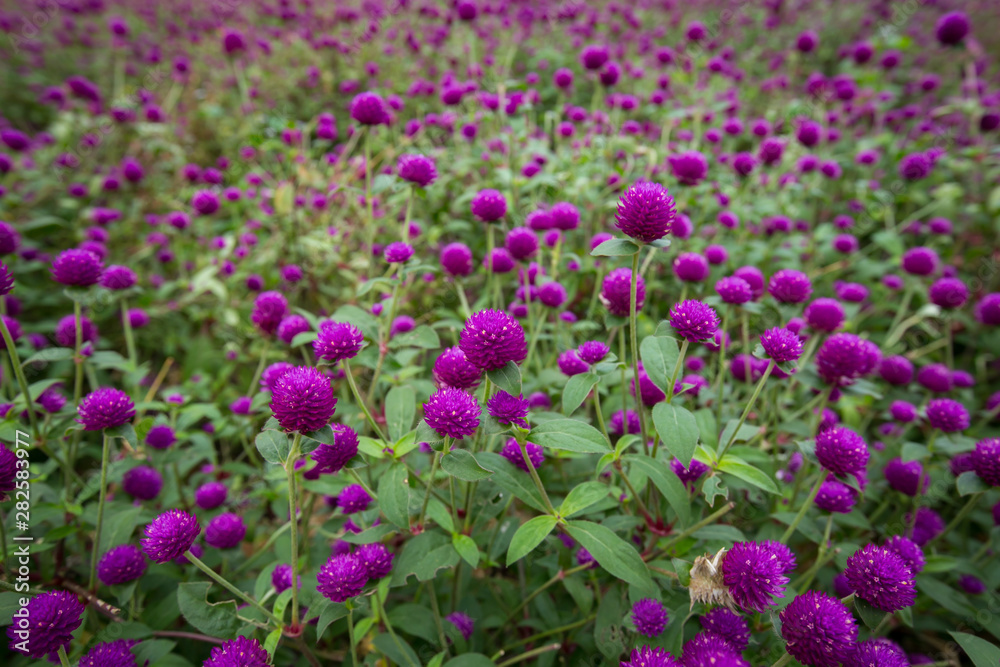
804, 298, 845, 332
925, 398, 969, 433
631, 598, 668, 637
205, 513, 246, 549
814, 478, 857, 513
815, 426, 869, 477
440, 242, 474, 277
338, 484, 372, 514
621, 647, 681, 667
614, 181, 675, 243
269, 366, 337, 433
146, 424, 176, 450
884, 458, 926, 496
846, 639, 909, 667
141, 509, 200, 562
759, 327, 803, 363
815, 333, 880, 386
682, 631, 750, 666
311, 424, 359, 474
668, 150, 709, 186
673, 253, 709, 282
669, 300, 720, 342
79, 639, 141, 666
506, 227, 538, 261
780, 591, 858, 667
901, 247, 939, 276
100, 265, 137, 290
123, 466, 162, 500
317, 553, 368, 602
7, 590, 85, 658
350, 92, 389, 125
936, 11, 970, 46
601, 267, 645, 317
384, 242, 414, 263
721, 541, 790, 612
929, 277, 969, 309
715, 277, 753, 305
397, 153, 437, 187
52, 249, 103, 286
487, 391, 530, 428
577, 341, 609, 365
195, 481, 228, 510
459, 309, 527, 371
768, 269, 812, 303
973, 438, 1000, 486
500, 438, 545, 471
884, 535, 925, 574
77, 387, 135, 430
277, 315, 310, 345
251, 291, 288, 336
446, 611, 475, 640
356, 543, 394, 579
97, 544, 147, 586
699, 608, 749, 652
204, 636, 270, 667
423, 387, 481, 439
845, 544, 916, 612
471, 189, 507, 222
433, 346, 482, 390
314, 320, 365, 363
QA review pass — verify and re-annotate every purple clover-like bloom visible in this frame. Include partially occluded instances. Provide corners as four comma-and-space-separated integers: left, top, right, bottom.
311, 424, 359, 474
338, 484, 372, 514
100, 265, 137, 290
440, 242, 474, 277
609, 410, 641, 436
682, 631, 750, 666
52, 249, 103, 286
936, 10, 970, 45
205, 513, 246, 549
614, 181, 675, 244
487, 391, 530, 428
251, 291, 288, 336
269, 365, 337, 433
917, 363, 952, 393
77, 387, 135, 430
760, 327, 803, 363
815, 426, 869, 477
621, 646, 682, 667
780, 590, 858, 667
446, 611, 475, 641
423, 387, 481, 439
195, 481, 228, 510
141, 509, 200, 563
669, 150, 709, 186
973, 438, 1000, 486
815, 333, 880, 386
699, 608, 749, 652
715, 277, 753, 305
959, 574, 985, 595
669, 300, 720, 342
929, 277, 969, 309
901, 247, 939, 276
558, 349, 588, 376
815, 478, 857, 513
203, 636, 270, 667
804, 298, 845, 332
79, 639, 141, 666
272, 564, 300, 593
721, 541, 790, 613
97, 544, 147, 586
506, 227, 539, 261
500, 438, 545, 471
397, 153, 437, 187
55, 314, 98, 347
884, 535, 925, 574
356, 543, 394, 579
899, 153, 933, 181
926, 398, 969, 433
884, 458, 926, 496
673, 253, 709, 282
384, 241, 414, 264
879, 355, 913, 385
317, 553, 369, 602
577, 341, 610, 365
123, 466, 163, 500
0, 261, 13, 296
433, 346, 482, 390
890, 400, 918, 423
459, 309, 527, 371
350, 92, 389, 126
845, 639, 909, 667
671, 458, 709, 487
314, 320, 365, 363
907, 507, 945, 546
470, 189, 507, 222
976, 293, 1000, 325
631, 598, 668, 637
7, 590, 85, 658
0, 444, 16, 500
845, 544, 917, 612
601, 267, 645, 317
146, 424, 176, 450
768, 269, 812, 303
277, 315, 310, 345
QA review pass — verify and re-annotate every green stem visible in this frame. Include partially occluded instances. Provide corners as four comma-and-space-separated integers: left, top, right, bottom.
418, 445, 445, 528
629, 253, 649, 451
666, 339, 690, 404
365, 128, 376, 279
343, 359, 387, 441
519, 433, 556, 515
497, 643, 561, 667
58, 646, 71, 667
885, 285, 915, 346
771, 653, 793, 667
780, 474, 824, 543
720, 361, 773, 457
499, 615, 594, 653
347, 605, 359, 666
73, 300, 84, 413
88, 432, 111, 591
927, 492, 983, 547
402, 187, 414, 242
873, 612, 893, 635
592, 389, 610, 445
185, 551, 282, 626
655, 502, 736, 555
286, 433, 302, 627
614, 460, 653, 522
247, 339, 271, 396
427, 580, 450, 656
0, 316, 38, 439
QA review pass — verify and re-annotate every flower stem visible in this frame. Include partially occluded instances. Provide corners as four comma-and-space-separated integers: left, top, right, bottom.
347, 605, 359, 666
88, 432, 111, 592
629, 252, 649, 452
418, 445, 444, 528
770, 653, 793, 667
592, 388, 611, 445
518, 432, 556, 515
666, 339, 689, 404
58, 646, 71, 667
246, 339, 271, 396
654, 502, 736, 556
613, 460, 653, 522
343, 359, 387, 441
497, 643, 561, 667
927, 491, 983, 547
720, 360, 773, 457
0, 316, 38, 439
286, 432, 302, 627
780, 474, 824, 543
185, 551, 282, 626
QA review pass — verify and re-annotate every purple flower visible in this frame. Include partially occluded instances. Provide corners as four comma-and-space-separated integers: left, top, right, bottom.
577, 341, 610, 365
815, 427, 869, 477
715, 277, 753, 305
959, 574, 985, 595
506, 227, 539, 261
397, 153, 437, 187
673, 253, 710, 283
631, 598, 668, 637
976, 293, 1000, 325
338, 484, 372, 514
205, 513, 246, 549
311, 424, 359, 474
901, 247, 939, 276
899, 152, 932, 180
195, 482, 228, 510
780, 591, 858, 667
721, 541, 790, 613
622, 647, 682, 667
52, 249, 103, 286
537, 282, 567, 308
845, 544, 916, 612
55, 314, 98, 347
146, 424, 176, 450
925, 398, 969, 433
815, 478, 857, 513
804, 298, 845, 332
423, 387, 481, 439
929, 277, 969, 309
815, 333, 880, 386
768, 269, 812, 303
356, 543, 394, 579
100, 265, 137, 290
879, 356, 913, 385
936, 11, 970, 45
550, 202, 580, 230
77, 387, 135, 430
973, 438, 1000, 486
123, 466, 162, 500
191, 190, 220, 215
314, 320, 365, 363
890, 400, 918, 423
845, 639, 909, 667
0, 444, 16, 501
907, 507, 945, 546
433, 346, 482, 390
671, 458, 709, 487
884, 535, 925, 574
614, 181, 675, 244
484, 248, 515, 273
79, 639, 141, 666
471, 189, 507, 222
0, 262, 13, 296
500, 438, 545, 472
669, 150, 709, 186
277, 315, 311, 345
251, 291, 288, 336
271, 564, 300, 593
601, 267, 645, 317
141, 509, 200, 563
459, 309, 527, 371
446, 611, 475, 641
204, 636, 271, 667
682, 631, 750, 667
7, 590, 85, 658
487, 391, 530, 428
440, 243, 474, 277
884, 458, 926, 496
760, 327, 803, 363
317, 553, 369, 602
384, 241, 414, 263
269, 365, 337, 433
97, 544, 147, 586
669, 300, 720, 342
917, 363, 952, 393
699, 608, 749, 652
610, 410, 641, 436
350, 92, 389, 126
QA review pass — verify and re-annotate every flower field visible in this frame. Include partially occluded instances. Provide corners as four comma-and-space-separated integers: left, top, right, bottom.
2, 0, 1000, 665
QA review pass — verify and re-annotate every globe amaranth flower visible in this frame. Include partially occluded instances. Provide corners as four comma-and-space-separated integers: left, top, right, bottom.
7, 590, 86, 658
487, 390, 530, 428
884, 458, 927, 496
269, 365, 337, 433
884, 535, 925, 574
610, 409, 641, 436
470, 188, 507, 222
814, 478, 857, 513
917, 363, 952, 393
929, 277, 968, 309
804, 298, 845, 332
537, 282, 567, 308
271, 563, 301, 593
205, 513, 246, 549
815, 333, 880, 386
505, 227, 538, 261
768, 269, 812, 303
959, 574, 985, 595
433, 346, 481, 390
845, 639, 909, 667
146, 424, 176, 449
99, 264, 137, 290
889, 400, 918, 423
673, 252, 709, 282
780, 590, 858, 667
901, 247, 939, 276
614, 181, 675, 244
879, 355, 913, 385
123, 466, 163, 500
52, 249, 103, 286
699, 608, 749, 652
899, 152, 932, 180
577, 341, 610, 365
141, 509, 201, 562
423, 387, 481, 439
760, 327, 803, 363
195, 481, 228, 510
669, 150, 709, 186
251, 291, 288, 336
277, 314, 310, 345
936, 10, 970, 46
973, 438, 1000, 486
0, 443, 17, 501
204, 636, 271, 667
669, 300, 720, 342
459, 309, 527, 371
350, 92, 389, 125
338, 484, 373, 514
500, 438, 545, 472
79, 639, 141, 666
356, 542, 394, 579
550, 202, 580, 230
317, 553, 369, 602
976, 293, 1000, 325
682, 631, 750, 667
632, 364, 666, 406
721, 541, 790, 613
440, 242, 474, 277
601, 267, 645, 317
55, 314, 98, 347
313, 320, 365, 363
446, 611, 475, 641
97, 544, 147, 586
384, 241, 414, 264
77, 387, 135, 430
906, 506, 945, 546
0, 262, 14, 296
622, 646, 682, 667
484, 248, 515, 273
925, 398, 969, 433
311, 424, 359, 474
397, 153, 437, 187
631, 598, 668, 637
815, 426, 869, 477
671, 458, 709, 487
845, 544, 916, 612
715, 277, 753, 305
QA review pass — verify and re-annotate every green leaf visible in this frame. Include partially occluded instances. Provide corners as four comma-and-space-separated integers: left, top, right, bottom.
486, 361, 521, 397
717, 456, 779, 494
560, 481, 610, 518
624, 454, 691, 527
372, 633, 422, 667
99, 506, 142, 555
264, 628, 282, 657
702, 475, 729, 506
315, 602, 348, 639
716, 419, 760, 453
957, 471, 987, 496
651, 403, 699, 467
390, 532, 460, 587
388, 325, 440, 350
854, 598, 888, 629
441, 449, 494, 482
916, 575, 975, 616
341, 523, 397, 545
453, 534, 480, 568
476, 452, 548, 513
507, 515, 557, 565
255, 430, 289, 464
290, 331, 318, 348
950, 631, 1000, 667
442, 655, 496, 667
529, 418, 610, 454
565, 520, 654, 593
640, 335, 679, 393
300, 424, 336, 456
594, 584, 625, 660
21, 347, 75, 366
385, 386, 416, 442
176, 582, 241, 639
562, 371, 598, 415
377, 463, 411, 529
333, 305, 379, 341
590, 238, 640, 256
106, 423, 137, 450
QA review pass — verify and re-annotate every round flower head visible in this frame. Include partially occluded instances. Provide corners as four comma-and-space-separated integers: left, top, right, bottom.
815, 426, 869, 477
804, 298, 845, 332
251, 291, 288, 336
669, 300, 720, 342
79, 639, 140, 666
100, 265, 137, 290
673, 253, 709, 282
487, 391, 530, 428
446, 612, 475, 641
356, 542, 394, 579
705, 245, 728, 265
614, 181, 675, 244
879, 356, 913, 385
610, 410, 641, 436
884, 535, 925, 574
715, 277, 753, 305
884, 458, 926, 496
141, 509, 200, 563
146, 424, 176, 450
471, 189, 507, 222
195, 481, 228, 510
0, 262, 13, 296
397, 153, 437, 187
318, 553, 369, 602
271, 564, 300, 593
699, 608, 749, 652
338, 484, 372, 514
52, 249, 103, 286
682, 631, 750, 667
0, 444, 16, 500
976, 293, 1000, 325
269, 365, 337, 433
622, 646, 682, 667
959, 574, 985, 595
815, 478, 857, 513
0, 223, 21, 256
205, 513, 246, 549
423, 387, 481, 439
384, 241, 414, 264
204, 636, 271, 667
538, 282, 567, 308
721, 541, 790, 613
632, 365, 667, 406
917, 363, 952, 393
907, 506, 945, 545
669, 150, 709, 186
500, 438, 545, 472
901, 247, 939, 276
505, 227, 538, 261
577, 341, 609, 365
601, 267, 645, 317
77, 387, 135, 430
815, 333, 879, 386
768, 269, 812, 303
631, 598, 668, 637
433, 346, 481, 390
845, 544, 916, 612
780, 591, 858, 667
311, 424, 359, 474
440, 242, 473, 277
97, 544, 147, 586
55, 314, 98, 347
929, 277, 969, 309
350, 92, 389, 125
760, 327, 803, 363
925, 398, 969, 433
973, 438, 1000, 486
845, 639, 909, 667
899, 152, 932, 180
484, 248, 515, 273
935, 11, 970, 46
123, 466, 162, 500
314, 320, 365, 363
733, 266, 764, 299
459, 309, 527, 371
550, 202, 580, 231
7, 590, 85, 658
277, 315, 310, 346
